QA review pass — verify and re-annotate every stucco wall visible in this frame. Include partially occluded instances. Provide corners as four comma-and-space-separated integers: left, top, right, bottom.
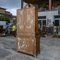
0, 9, 5, 14
38, 10, 58, 27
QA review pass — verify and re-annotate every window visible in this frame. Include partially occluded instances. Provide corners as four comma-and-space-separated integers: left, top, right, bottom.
43, 20, 46, 25
54, 15, 60, 26
38, 16, 46, 19
54, 20, 59, 26
38, 20, 41, 27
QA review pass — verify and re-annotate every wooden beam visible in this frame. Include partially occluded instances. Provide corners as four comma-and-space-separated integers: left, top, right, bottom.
49, 0, 52, 10
21, 0, 23, 8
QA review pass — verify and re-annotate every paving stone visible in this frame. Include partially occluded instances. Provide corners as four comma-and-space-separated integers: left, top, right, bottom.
5, 54, 38, 60
0, 48, 11, 58
0, 36, 60, 60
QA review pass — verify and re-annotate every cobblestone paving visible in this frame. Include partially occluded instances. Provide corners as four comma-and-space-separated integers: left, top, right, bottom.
0, 36, 60, 60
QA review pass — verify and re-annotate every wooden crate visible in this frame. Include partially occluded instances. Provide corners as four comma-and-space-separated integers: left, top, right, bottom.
17, 7, 40, 56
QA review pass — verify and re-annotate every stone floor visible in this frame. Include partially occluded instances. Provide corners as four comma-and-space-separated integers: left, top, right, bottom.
0, 36, 60, 60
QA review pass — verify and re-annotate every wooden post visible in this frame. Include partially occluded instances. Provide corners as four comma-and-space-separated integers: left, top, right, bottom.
21, 0, 23, 8
49, 0, 52, 10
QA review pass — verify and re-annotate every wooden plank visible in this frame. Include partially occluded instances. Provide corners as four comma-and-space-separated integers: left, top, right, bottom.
17, 7, 40, 56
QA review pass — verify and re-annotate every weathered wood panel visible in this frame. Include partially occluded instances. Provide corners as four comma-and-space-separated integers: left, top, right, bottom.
17, 7, 40, 56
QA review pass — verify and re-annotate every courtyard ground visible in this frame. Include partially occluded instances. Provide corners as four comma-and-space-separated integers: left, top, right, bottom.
0, 36, 60, 60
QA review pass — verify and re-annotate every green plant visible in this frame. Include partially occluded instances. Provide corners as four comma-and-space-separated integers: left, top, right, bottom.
0, 16, 10, 23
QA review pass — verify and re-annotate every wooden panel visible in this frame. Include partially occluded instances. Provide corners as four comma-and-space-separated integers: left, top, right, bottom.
17, 37, 35, 55
24, 8, 35, 33
17, 7, 40, 56
17, 9, 25, 33
17, 7, 38, 34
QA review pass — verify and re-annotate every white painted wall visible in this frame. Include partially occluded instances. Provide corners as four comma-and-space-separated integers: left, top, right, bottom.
0, 21, 6, 26
38, 10, 58, 27
38, 10, 58, 21
0, 21, 7, 29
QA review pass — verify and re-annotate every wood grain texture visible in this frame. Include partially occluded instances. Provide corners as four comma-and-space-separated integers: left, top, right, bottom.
17, 7, 40, 56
